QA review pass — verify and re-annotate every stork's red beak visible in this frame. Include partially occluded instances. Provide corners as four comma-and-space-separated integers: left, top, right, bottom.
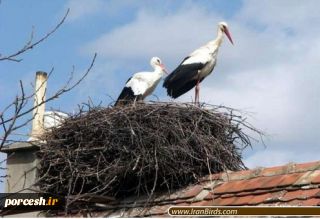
224, 27, 234, 45
160, 64, 168, 74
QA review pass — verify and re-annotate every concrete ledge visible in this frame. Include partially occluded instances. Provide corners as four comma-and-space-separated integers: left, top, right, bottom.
0, 142, 40, 153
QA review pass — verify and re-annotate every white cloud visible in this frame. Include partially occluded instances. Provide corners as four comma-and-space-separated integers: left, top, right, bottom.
83, 7, 223, 63
196, 67, 299, 139
65, 0, 104, 22
81, 1, 320, 167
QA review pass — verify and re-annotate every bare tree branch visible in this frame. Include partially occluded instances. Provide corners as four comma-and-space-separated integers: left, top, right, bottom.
0, 9, 69, 62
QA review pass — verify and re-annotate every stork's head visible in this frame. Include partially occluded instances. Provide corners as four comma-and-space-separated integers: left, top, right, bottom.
150, 57, 168, 74
218, 21, 234, 45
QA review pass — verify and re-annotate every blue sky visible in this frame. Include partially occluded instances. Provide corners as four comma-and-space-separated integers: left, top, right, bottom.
1, 0, 320, 175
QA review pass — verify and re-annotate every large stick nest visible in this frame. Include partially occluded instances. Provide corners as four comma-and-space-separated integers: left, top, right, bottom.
37, 102, 259, 209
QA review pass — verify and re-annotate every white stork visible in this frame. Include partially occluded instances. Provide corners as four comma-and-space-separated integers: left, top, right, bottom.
28, 111, 68, 141
163, 21, 233, 104
44, 111, 68, 129
115, 57, 167, 106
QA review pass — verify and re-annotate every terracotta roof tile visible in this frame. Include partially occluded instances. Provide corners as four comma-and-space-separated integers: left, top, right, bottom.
178, 184, 203, 199
235, 187, 282, 197
225, 169, 262, 181
286, 199, 304, 206
176, 202, 188, 206
220, 193, 235, 198
313, 174, 320, 184
203, 191, 217, 200
190, 200, 213, 206
206, 173, 223, 181
284, 198, 320, 206
294, 170, 320, 185
255, 175, 285, 189
213, 173, 303, 195
300, 198, 320, 206
276, 173, 304, 187
282, 188, 320, 201
264, 190, 287, 203
192, 189, 210, 202
203, 180, 223, 189
230, 195, 255, 205
214, 180, 246, 194
153, 192, 179, 202
172, 198, 189, 204
214, 196, 239, 206
247, 193, 271, 205
124, 207, 145, 217
261, 164, 288, 176
296, 161, 320, 172
148, 204, 170, 216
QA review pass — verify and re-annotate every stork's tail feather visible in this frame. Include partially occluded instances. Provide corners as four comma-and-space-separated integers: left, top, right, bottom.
115, 87, 140, 106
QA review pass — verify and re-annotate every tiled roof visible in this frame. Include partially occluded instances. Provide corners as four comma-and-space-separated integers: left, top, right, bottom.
70, 161, 320, 217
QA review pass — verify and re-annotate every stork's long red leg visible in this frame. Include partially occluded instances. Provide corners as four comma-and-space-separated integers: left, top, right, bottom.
195, 78, 200, 106
194, 84, 197, 104
197, 82, 200, 106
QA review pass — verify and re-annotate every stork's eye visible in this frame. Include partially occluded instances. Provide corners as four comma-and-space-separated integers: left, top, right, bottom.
157, 59, 160, 63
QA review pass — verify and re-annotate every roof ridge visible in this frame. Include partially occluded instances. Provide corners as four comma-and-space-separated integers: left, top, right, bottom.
202, 160, 320, 183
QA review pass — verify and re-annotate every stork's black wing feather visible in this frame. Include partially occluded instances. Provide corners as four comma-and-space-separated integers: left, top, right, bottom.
163, 58, 206, 98
114, 87, 136, 106
114, 77, 142, 106
163, 56, 190, 87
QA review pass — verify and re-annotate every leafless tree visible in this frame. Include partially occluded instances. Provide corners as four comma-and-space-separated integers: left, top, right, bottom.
0, 9, 97, 149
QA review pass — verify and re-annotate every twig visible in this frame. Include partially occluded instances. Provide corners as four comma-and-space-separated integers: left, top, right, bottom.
0, 9, 70, 62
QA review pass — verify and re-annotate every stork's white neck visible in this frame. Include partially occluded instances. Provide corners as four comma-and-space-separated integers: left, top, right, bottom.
216, 28, 224, 46
154, 66, 166, 77
207, 28, 224, 48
